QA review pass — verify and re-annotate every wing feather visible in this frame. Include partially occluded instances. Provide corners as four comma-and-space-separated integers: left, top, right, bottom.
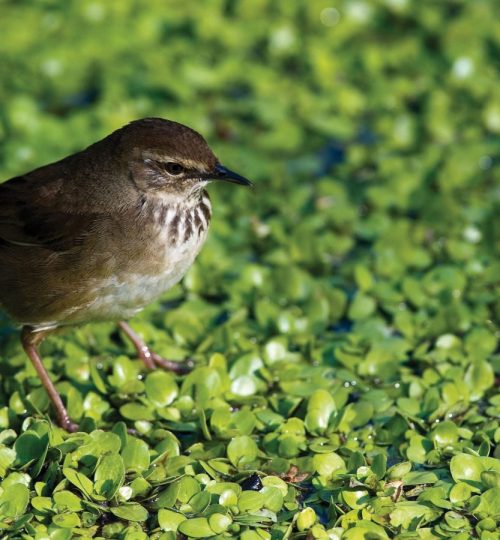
0, 172, 97, 252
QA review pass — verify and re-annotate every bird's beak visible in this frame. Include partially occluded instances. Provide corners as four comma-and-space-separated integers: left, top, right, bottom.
211, 163, 253, 186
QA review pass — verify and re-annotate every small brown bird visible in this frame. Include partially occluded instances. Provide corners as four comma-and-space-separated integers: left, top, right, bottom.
0, 117, 251, 431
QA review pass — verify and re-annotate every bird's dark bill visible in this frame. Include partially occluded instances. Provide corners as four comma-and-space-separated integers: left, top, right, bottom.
212, 163, 252, 186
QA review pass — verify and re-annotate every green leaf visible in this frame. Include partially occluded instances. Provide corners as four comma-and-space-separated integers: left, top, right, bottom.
119, 402, 155, 421
208, 512, 232, 534
94, 454, 125, 499
227, 436, 258, 468
297, 507, 317, 531
371, 453, 387, 480
62, 468, 94, 498
238, 491, 265, 512
145, 371, 178, 407
72, 431, 122, 462
348, 293, 376, 320
0, 445, 16, 478
450, 453, 500, 487
464, 361, 494, 400
14, 431, 48, 467
121, 436, 150, 473
305, 389, 336, 435
110, 503, 148, 522
469, 488, 500, 518
0, 483, 29, 518
313, 452, 346, 478
158, 508, 187, 532
390, 501, 441, 528
178, 517, 216, 538
52, 512, 81, 528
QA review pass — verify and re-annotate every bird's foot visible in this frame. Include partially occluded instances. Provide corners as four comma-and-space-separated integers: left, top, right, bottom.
118, 321, 194, 374
59, 416, 79, 433
149, 353, 194, 375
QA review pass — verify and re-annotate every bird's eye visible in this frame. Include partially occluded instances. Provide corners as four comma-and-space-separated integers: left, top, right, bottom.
165, 162, 184, 175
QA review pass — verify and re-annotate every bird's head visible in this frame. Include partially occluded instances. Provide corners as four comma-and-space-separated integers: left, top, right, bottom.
114, 118, 251, 200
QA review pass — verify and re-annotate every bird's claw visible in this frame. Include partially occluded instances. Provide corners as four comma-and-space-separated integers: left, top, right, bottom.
150, 353, 194, 375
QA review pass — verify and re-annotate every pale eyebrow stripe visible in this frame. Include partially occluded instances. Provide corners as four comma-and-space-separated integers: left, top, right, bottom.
142, 152, 210, 172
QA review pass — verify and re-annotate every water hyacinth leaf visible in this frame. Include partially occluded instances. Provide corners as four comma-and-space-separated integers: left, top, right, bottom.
109, 503, 148, 522
0, 483, 29, 517
0, 445, 16, 478
390, 502, 442, 528
53, 491, 83, 512
231, 375, 258, 396
430, 421, 459, 446
443, 511, 469, 530
181, 367, 225, 406
406, 435, 434, 464
297, 507, 317, 531
158, 509, 187, 532
94, 454, 125, 499
208, 513, 232, 534
108, 356, 140, 388
472, 488, 500, 517
262, 476, 288, 497
189, 490, 211, 513
211, 408, 256, 438
119, 402, 155, 421
342, 489, 370, 509
305, 389, 336, 435
89, 360, 108, 394
206, 482, 241, 497
219, 488, 238, 507
238, 490, 265, 512
31, 496, 53, 514
387, 461, 412, 480
481, 470, 500, 489
464, 361, 494, 401
263, 338, 289, 364
465, 328, 497, 359
260, 486, 284, 512
449, 482, 472, 503
14, 431, 49, 467
145, 371, 178, 407
450, 454, 500, 486
177, 517, 216, 538
121, 436, 150, 473
229, 354, 264, 379
371, 453, 387, 480
227, 436, 258, 468
52, 512, 81, 528
402, 470, 438, 486
62, 468, 94, 498
177, 476, 201, 503
342, 520, 389, 539
72, 431, 122, 462
354, 265, 374, 291
348, 293, 376, 320
313, 452, 347, 479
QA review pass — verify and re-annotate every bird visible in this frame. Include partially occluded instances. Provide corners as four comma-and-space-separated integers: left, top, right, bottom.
0, 117, 252, 431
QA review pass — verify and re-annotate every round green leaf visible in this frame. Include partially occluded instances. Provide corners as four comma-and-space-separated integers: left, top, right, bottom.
145, 371, 178, 407
227, 436, 258, 468
178, 517, 215, 538
110, 503, 148, 522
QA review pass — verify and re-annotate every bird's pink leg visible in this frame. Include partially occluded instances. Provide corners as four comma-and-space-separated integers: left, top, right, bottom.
21, 326, 78, 432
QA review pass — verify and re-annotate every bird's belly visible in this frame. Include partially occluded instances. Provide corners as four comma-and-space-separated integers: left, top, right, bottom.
76, 233, 206, 322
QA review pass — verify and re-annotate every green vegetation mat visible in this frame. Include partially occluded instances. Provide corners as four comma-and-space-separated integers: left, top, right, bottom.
0, 1, 499, 539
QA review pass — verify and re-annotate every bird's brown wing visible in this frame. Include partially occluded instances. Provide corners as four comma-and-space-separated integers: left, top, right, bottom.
0, 173, 98, 252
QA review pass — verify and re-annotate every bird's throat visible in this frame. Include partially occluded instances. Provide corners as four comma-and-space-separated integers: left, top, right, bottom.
149, 190, 212, 248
